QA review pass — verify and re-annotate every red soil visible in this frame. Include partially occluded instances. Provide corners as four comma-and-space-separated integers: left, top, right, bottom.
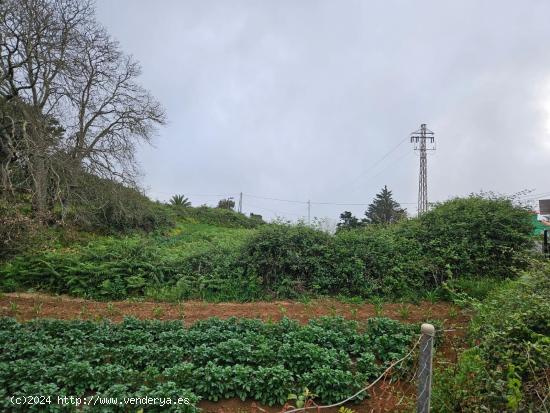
0, 293, 470, 412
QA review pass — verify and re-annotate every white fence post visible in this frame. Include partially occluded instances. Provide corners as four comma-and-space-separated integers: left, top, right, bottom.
417, 323, 435, 413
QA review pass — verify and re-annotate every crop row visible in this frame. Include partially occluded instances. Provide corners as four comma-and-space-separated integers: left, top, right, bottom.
0, 316, 417, 412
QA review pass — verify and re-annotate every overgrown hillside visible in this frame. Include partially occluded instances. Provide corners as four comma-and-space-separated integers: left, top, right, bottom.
433, 261, 550, 412
0, 195, 535, 302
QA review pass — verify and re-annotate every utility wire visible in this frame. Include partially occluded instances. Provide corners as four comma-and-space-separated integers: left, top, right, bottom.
244, 193, 418, 206
332, 136, 410, 193
244, 201, 304, 218
243, 193, 306, 204
347, 149, 415, 196
520, 191, 550, 200
152, 189, 421, 210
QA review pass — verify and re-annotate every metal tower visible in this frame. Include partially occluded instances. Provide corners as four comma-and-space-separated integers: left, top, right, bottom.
410, 124, 435, 215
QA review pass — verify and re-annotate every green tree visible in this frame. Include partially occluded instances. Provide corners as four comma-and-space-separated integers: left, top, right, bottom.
336, 211, 362, 231
169, 194, 191, 207
364, 186, 406, 224
217, 198, 235, 210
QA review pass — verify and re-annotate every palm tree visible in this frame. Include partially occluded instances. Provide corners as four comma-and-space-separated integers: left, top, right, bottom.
169, 194, 191, 207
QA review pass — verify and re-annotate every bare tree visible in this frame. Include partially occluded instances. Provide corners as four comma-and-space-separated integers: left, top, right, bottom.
0, 0, 93, 214
63, 25, 166, 184
0, 0, 93, 108
0, 0, 166, 219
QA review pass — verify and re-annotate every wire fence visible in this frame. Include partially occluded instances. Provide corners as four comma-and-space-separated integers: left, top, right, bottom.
248, 324, 435, 413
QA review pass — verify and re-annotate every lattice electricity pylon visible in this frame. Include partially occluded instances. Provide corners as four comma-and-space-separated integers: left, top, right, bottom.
410, 124, 436, 215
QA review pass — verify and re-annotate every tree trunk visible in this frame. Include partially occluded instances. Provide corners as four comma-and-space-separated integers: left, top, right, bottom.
30, 153, 48, 219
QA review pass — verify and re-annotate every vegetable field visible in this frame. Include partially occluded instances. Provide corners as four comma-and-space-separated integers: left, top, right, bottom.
0, 197, 543, 412
0, 316, 418, 412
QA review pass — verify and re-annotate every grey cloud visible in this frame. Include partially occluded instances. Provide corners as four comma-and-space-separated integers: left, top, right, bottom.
96, 0, 550, 220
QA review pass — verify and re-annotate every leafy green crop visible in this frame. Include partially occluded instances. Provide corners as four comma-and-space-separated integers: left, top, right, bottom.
0, 316, 417, 410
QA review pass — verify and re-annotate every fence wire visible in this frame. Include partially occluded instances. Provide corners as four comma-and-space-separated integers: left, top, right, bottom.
274, 334, 423, 413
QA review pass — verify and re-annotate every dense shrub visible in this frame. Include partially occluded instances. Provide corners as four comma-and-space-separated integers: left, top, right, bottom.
0, 223, 258, 301
0, 200, 40, 260
240, 224, 334, 297
0, 195, 536, 301
432, 262, 550, 412
1, 237, 171, 298
332, 225, 428, 298
0, 316, 417, 410
172, 205, 263, 229
414, 195, 533, 284
66, 176, 174, 233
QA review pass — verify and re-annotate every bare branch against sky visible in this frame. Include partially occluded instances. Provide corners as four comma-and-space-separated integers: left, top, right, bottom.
95, 0, 550, 220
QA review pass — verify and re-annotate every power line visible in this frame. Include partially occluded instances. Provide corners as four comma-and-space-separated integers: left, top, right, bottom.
244, 192, 417, 206
312, 200, 417, 206
519, 191, 550, 199
151, 189, 421, 209
244, 201, 304, 218
243, 193, 306, 204
334, 136, 410, 193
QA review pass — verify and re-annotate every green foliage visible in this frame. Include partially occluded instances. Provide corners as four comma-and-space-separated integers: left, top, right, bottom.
0, 195, 535, 301
332, 225, 427, 298
439, 276, 505, 302
217, 198, 235, 210
0, 316, 417, 409
66, 173, 174, 233
240, 223, 334, 297
172, 205, 262, 229
432, 347, 500, 412
0, 222, 256, 301
363, 185, 406, 225
336, 211, 363, 231
169, 194, 191, 207
414, 195, 533, 284
287, 387, 317, 409
432, 263, 550, 412
338, 407, 357, 413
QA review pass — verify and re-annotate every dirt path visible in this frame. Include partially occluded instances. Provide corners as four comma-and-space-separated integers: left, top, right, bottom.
0, 292, 467, 325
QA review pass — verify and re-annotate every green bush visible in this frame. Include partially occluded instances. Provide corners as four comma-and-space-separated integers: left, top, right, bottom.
332, 225, 428, 298
432, 262, 550, 412
65, 173, 174, 233
0, 222, 260, 301
240, 224, 334, 297
414, 195, 533, 284
1, 237, 172, 299
0, 200, 40, 261
172, 205, 263, 229
0, 195, 536, 301
439, 276, 505, 302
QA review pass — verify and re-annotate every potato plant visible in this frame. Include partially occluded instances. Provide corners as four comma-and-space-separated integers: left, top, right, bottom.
0, 316, 417, 411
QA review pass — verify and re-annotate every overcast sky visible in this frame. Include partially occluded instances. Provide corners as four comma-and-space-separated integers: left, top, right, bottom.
95, 0, 550, 223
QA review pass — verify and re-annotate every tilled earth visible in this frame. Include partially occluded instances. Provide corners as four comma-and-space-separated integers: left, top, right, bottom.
0, 292, 470, 413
